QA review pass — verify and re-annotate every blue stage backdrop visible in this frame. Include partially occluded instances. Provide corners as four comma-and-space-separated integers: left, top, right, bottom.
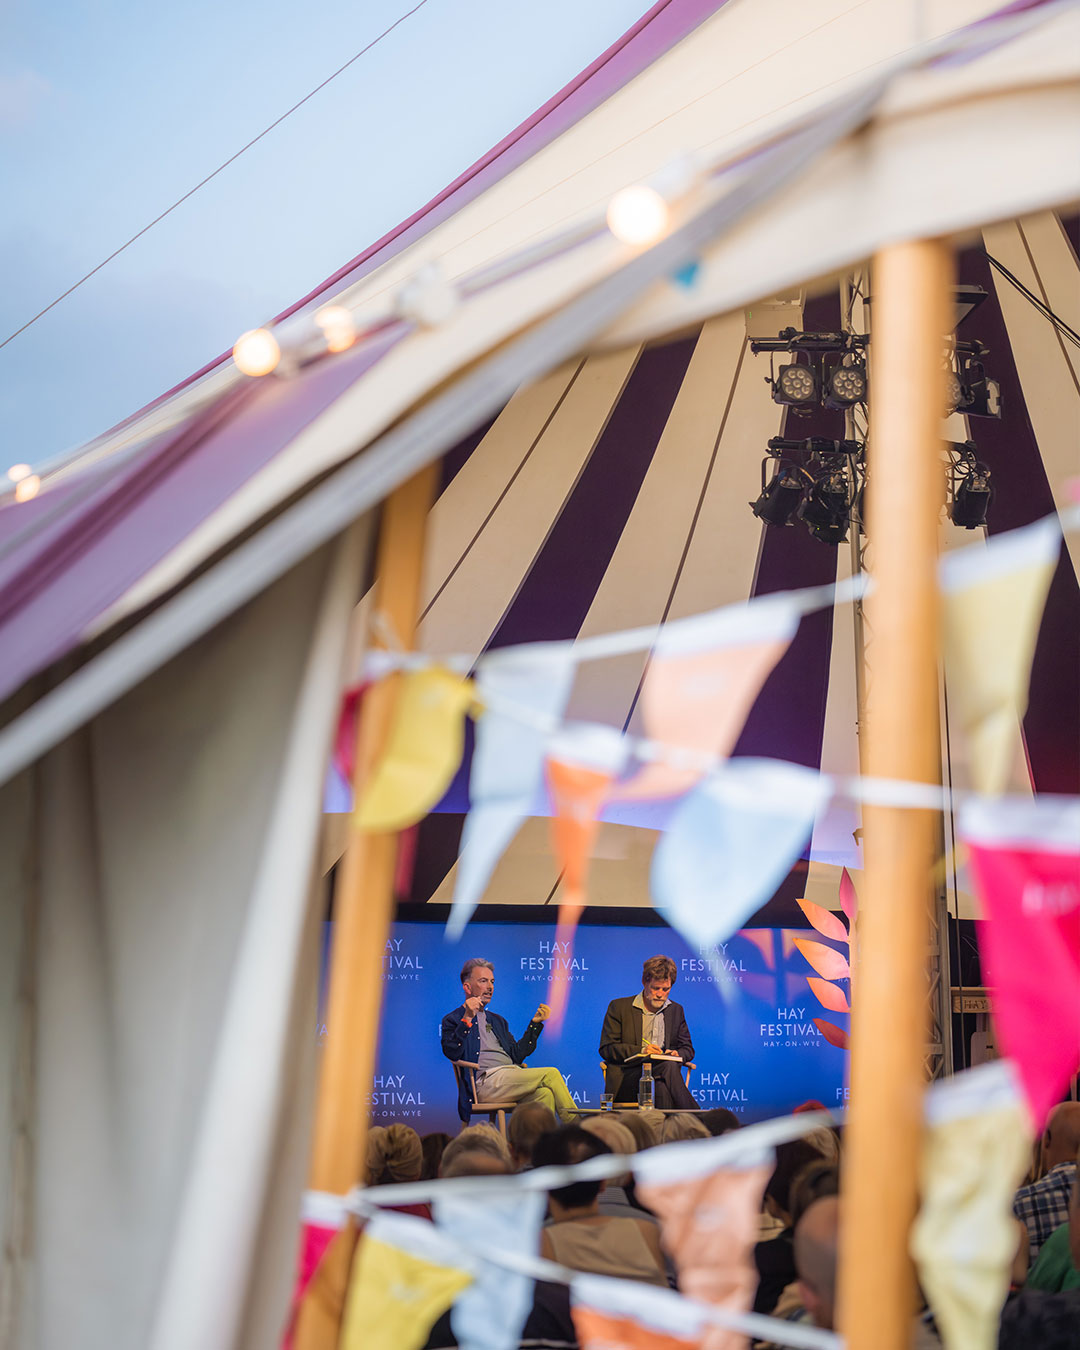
322, 921, 850, 1134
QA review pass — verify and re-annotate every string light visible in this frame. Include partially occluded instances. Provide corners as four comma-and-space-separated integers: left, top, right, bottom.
14, 475, 40, 503
314, 305, 358, 353
606, 185, 670, 246
6, 463, 31, 483
232, 328, 281, 376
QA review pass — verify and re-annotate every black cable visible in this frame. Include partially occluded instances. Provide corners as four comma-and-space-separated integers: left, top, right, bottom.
984, 252, 1080, 351
0, 0, 433, 351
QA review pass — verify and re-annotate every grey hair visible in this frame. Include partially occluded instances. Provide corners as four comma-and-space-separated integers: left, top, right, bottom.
459, 957, 494, 984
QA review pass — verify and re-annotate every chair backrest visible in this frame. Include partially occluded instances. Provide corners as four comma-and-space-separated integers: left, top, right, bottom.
452, 1059, 480, 1100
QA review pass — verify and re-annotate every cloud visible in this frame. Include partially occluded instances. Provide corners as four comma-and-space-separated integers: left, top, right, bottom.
0, 68, 53, 129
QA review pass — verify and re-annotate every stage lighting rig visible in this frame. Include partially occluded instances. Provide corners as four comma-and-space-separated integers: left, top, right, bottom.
947, 441, 993, 528
750, 437, 863, 544
751, 328, 869, 415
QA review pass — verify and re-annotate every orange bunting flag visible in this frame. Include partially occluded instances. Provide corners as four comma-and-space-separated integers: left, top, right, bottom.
571, 1274, 708, 1350
615, 594, 800, 801
545, 725, 628, 1024
633, 1137, 772, 1350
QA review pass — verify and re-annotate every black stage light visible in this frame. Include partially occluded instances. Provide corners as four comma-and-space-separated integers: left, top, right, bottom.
751, 470, 804, 526
952, 464, 993, 528
824, 361, 868, 409
960, 372, 1002, 419
773, 362, 820, 406
798, 473, 850, 544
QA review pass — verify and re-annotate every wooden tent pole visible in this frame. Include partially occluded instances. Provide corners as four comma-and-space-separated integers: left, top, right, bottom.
838, 239, 951, 1348
301, 465, 437, 1296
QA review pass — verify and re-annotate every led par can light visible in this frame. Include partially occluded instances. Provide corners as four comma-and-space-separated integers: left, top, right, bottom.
824, 362, 867, 409
773, 362, 820, 406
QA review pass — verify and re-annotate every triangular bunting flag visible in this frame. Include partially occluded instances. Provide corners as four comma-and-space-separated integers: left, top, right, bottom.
940, 517, 1060, 794
356, 667, 474, 832
651, 758, 830, 950
447, 645, 575, 940
341, 1212, 473, 1350
616, 594, 800, 801
434, 1188, 546, 1350
911, 1063, 1033, 1350
571, 1274, 707, 1349
960, 795, 1080, 1129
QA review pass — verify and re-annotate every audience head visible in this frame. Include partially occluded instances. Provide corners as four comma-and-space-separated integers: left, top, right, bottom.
789, 1159, 840, 1227
794, 1196, 840, 1329
764, 1139, 828, 1225
442, 1149, 512, 1179
366, 1123, 423, 1185
659, 1113, 710, 1145
793, 1099, 827, 1115
534, 1124, 610, 1212
699, 1108, 741, 1137
420, 1132, 450, 1182
620, 1110, 661, 1151
507, 1101, 557, 1171
1042, 1102, 1080, 1170
439, 1123, 511, 1178
801, 1126, 841, 1166
582, 1116, 637, 1187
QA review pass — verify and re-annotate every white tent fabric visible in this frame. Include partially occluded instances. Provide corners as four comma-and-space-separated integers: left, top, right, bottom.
0, 519, 371, 1350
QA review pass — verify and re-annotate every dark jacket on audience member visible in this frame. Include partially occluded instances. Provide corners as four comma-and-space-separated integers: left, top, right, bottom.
753, 1228, 797, 1317
440, 1005, 543, 1122
422, 1279, 575, 1349
598, 996, 694, 1100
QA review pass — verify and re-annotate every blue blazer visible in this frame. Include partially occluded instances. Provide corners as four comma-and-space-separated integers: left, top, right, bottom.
440, 1004, 543, 1122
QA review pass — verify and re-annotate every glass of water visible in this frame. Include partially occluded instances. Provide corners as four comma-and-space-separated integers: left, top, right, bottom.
601, 1093, 615, 1112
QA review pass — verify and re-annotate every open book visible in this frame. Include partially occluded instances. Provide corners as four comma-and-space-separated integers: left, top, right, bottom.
624, 1051, 682, 1062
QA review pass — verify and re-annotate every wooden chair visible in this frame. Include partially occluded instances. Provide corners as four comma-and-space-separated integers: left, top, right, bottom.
451, 1060, 519, 1136
600, 1058, 698, 1105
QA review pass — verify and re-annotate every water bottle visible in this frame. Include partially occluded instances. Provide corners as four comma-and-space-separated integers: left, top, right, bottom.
638, 1062, 654, 1109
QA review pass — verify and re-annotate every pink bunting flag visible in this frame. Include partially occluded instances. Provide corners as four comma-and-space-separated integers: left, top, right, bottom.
960, 796, 1080, 1129
281, 1193, 349, 1348
633, 1139, 772, 1350
615, 596, 800, 801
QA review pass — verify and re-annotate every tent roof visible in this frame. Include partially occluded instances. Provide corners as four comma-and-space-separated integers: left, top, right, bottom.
1, 0, 1078, 797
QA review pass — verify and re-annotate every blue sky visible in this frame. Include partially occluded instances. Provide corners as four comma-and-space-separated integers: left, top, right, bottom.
0, 0, 649, 467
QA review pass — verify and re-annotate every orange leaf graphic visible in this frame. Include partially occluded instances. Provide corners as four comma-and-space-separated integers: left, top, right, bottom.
796, 897, 848, 942
807, 976, 850, 1013
839, 868, 859, 925
794, 938, 851, 981
814, 1018, 849, 1049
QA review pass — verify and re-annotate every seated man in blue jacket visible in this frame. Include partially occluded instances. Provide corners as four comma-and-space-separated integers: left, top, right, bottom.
441, 957, 577, 1124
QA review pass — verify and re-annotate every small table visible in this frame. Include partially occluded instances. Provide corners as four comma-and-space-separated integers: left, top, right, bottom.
575, 1106, 697, 1115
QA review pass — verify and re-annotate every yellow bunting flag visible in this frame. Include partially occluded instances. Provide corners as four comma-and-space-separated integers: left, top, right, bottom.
940, 519, 1058, 794
341, 1220, 473, 1350
356, 667, 474, 832
911, 1063, 1033, 1350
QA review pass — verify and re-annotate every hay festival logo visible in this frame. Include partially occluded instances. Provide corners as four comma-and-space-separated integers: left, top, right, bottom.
693, 1071, 748, 1106
679, 943, 747, 985
759, 1006, 823, 1049
519, 938, 589, 983
367, 1073, 427, 1120
383, 935, 424, 982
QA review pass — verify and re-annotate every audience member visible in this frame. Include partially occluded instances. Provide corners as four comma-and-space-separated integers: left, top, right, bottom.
420, 1131, 450, 1182
801, 1126, 841, 1166
423, 1281, 575, 1349
441, 1149, 512, 1179
659, 1113, 710, 1145
788, 1160, 840, 1229
621, 1110, 661, 1151
581, 1117, 651, 1222
699, 1107, 741, 1136
1013, 1102, 1080, 1261
793, 1100, 827, 1115
999, 1173, 1080, 1349
793, 1197, 941, 1347
1025, 1172, 1080, 1294
508, 1101, 557, 1171
753, 1139, 825, 1315
439, 1123, 512, 1177
536, 1126, 668, 1286
365, 1123, 429, 1219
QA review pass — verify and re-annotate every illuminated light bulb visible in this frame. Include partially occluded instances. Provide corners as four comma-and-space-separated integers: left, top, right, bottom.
232, 328, 281, 376
7, 463, 32, 483
314, 305, 358, 353
14, 474, 41, 503
606, 185, 670, 246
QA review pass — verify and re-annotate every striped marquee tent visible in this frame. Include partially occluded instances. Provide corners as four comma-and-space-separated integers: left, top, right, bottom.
1, 2, 1078, 1347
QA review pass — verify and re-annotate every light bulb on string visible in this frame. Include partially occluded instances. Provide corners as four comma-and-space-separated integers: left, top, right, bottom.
232, 328, 281, 377
606, 185, 670, 246
14, 475, 41, 503
314, 305, 358, 353
6, 463, 32, 483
